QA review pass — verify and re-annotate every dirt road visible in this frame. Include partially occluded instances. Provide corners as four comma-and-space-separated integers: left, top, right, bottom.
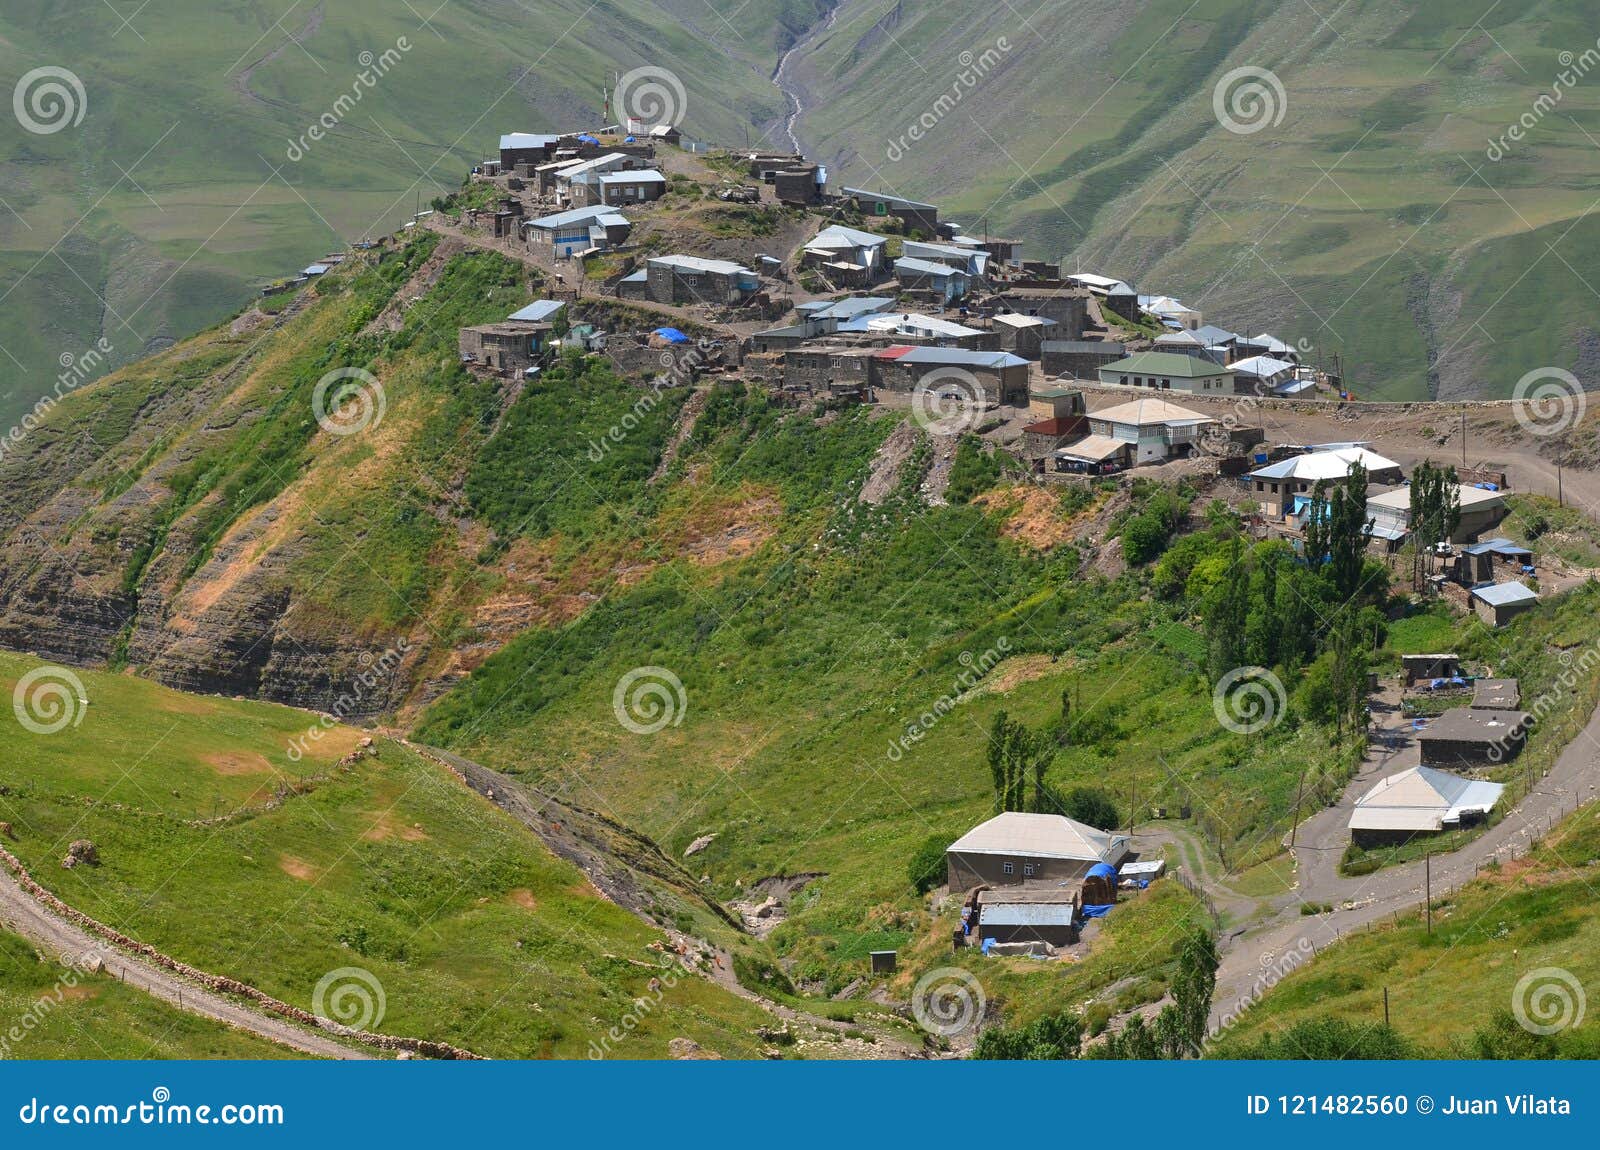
1208, 680, 1600, 1034
0, 865, 367, 1060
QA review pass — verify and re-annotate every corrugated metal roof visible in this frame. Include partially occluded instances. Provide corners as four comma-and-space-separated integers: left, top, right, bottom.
979, 903, 1075, 928
891, 347, 1028, 368
948, 812, 1128, 863
596, 169, 666, 184
842, 186, 937, 210
499, 132, 560, 150
650, 254, 754, 275
994, 312, 1054, 328
1056, 434, 1127, 462
894, 256, 964, 279
1349, 765, 1504, 832
811, 224, 888, 249
1463, 538, 1533, 557
1470, 581, 1538, 607
1101, 351, 1225, 378
1091, 397, 1214, 427
507, 300, 566, 323
1250, 446, 1400, 482
529, 204, 625, 229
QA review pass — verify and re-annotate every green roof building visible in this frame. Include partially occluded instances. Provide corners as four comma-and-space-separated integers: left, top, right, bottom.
1097, 351, 1230, 394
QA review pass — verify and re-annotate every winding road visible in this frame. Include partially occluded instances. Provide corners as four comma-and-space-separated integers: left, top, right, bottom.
1207, 675, 1600, 1032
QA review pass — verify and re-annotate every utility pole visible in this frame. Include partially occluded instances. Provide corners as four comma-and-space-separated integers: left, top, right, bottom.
1288, 768, 1308, 850
1558, 456, 1565, 507
1461, 411, 1467, 468
1425, 852, 1433, 934
1383, 986, 1390, 1027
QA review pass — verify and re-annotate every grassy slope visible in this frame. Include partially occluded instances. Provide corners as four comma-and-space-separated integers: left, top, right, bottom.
415, 396, 1359, 992
0, 650, 770, 1059
0, 928, 295, 1060
798, 0, 1600, 400
0, 0, 823, 430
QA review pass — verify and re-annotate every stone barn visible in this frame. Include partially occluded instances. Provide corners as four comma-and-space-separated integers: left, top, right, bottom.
945, 811, 1129, 893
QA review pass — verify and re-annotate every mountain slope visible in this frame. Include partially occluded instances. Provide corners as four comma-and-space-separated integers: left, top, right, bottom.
790, 0, 1600, 399
0, 0, 826, 430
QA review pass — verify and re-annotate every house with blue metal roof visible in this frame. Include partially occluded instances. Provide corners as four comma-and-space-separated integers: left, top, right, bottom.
506, 300, 567, 325
894, 256, 969, 302
525, 203, 633, 257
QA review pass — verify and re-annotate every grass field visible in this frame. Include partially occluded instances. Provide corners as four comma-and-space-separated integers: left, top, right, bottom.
0, 651, 771, 1059
0, 928, 295, 1060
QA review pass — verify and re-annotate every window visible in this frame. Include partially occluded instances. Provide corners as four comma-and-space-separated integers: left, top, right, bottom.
1023, 863, 1037, 877
1002, 861, 1014, 875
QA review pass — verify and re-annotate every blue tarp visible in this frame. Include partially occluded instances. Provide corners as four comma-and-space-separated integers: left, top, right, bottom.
1086, 862, 1118, 880
1081, 904, 1114, 919
577, 133, 600, 144
651, 327, 690, 344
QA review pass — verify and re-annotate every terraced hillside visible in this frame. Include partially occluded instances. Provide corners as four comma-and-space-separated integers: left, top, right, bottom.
790, 0, 1600, 400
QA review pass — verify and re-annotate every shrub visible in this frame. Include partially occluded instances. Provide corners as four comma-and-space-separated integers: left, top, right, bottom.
908, 834, 951, 893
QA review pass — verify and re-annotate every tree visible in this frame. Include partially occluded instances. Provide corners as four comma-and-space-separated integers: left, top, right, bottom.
974, 1009, 1083, 1060
986, 712, 1034, 814
1098, 926, 1218, 1060
1225, 1016, 1417, 1060
1409, 460, 1461, 588
1204, 533, 1250, 680
1059, 786, 1120, 831
1166, 928, 1219, 1057
1326, 461, 1373, 602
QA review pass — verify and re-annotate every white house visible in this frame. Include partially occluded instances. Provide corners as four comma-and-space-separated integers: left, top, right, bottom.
1059, 396, 1217, 470
1348, 765, 1504, 846
1248, 446, 1404, 517
805, 225, 890, 275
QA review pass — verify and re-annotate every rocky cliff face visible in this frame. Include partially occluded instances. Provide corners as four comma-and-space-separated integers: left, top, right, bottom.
0, 261, 430, 719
